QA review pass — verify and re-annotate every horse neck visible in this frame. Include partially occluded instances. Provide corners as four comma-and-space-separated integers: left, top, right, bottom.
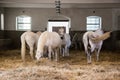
37, 36, 47, 51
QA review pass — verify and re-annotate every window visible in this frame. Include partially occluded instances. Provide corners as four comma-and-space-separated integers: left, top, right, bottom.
86, 16, 101, 31
48, 20, 70, 33
1, 13, 4, 30
16, 15, 31, 30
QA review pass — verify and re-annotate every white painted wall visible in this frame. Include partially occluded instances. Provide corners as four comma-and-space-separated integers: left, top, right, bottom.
2, 8, 120, 31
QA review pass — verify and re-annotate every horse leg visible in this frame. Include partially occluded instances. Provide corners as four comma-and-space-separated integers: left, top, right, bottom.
84, 44, 91, 63
83, 38, 92, 63
96, 47, 101, 61
55, 48, 59, 61
21, 36, 26, 62
86, 52, 91, 64
48, 46, 52, 60
65, 46, 69, 56
59, 46, 62, 56
96, 41, 103, 61
85, 48, 91, 64
67, 47, 70, 56
30, 46, 34, 60
62, 47, 65, 57
52, 49, 55, 59
88, 42, 96, 63
21, 46, 26, 61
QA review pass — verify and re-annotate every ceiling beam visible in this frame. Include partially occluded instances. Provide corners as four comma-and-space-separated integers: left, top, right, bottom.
0, 0, 120, 4
0, 3, 120, 8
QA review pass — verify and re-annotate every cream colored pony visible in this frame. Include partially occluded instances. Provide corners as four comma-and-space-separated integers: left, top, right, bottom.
83, 29, 111, 63
36, 31, 61, 61
21, 31, 42, 61
58, 28, 71, 57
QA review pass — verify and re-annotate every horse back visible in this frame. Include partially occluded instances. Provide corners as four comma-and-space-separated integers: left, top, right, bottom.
38, 31, 61, 48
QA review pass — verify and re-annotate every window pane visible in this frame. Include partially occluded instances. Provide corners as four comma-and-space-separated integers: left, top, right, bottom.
87, 17, 100, 24
18, 24, 31, 30
17, 17, 31, 23
87, 25, 100, 30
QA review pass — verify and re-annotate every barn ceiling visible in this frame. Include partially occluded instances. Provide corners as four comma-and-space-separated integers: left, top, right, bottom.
0, 0, 120, 8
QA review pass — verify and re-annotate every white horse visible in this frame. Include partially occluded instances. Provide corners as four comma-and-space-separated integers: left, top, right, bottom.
83, 29, 104, 63
83, 29, 111, 63
21, 31, 42, 61
58, 28, 71, 57
36, 31, 61, 61
60, 33, 71, 56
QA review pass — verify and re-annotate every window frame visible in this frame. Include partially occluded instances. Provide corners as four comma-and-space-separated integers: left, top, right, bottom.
86, 16, 101, 31
16, 15, 31, 31
47, 20, 70, 34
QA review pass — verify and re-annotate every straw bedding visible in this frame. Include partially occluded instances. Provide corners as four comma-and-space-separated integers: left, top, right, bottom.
0, 49, 120, 80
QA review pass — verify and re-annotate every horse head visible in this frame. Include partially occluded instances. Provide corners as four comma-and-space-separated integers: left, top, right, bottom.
35, 50, 44, 60
58, 28, 65, 40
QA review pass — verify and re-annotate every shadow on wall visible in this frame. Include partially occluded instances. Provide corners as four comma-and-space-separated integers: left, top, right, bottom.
0, 30, 12, 50
0, 39, 12, 50
0, 30, 25, 50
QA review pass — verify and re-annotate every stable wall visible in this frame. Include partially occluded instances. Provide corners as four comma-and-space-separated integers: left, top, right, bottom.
3, 8, 118, 31
0, 8, 120, 50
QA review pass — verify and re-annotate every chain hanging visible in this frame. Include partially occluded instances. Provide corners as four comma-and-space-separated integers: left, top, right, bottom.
55, 0, 61, 15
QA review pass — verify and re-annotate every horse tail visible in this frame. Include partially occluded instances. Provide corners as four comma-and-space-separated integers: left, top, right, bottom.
21, 33, 26, 61
83, 32, 89, 54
